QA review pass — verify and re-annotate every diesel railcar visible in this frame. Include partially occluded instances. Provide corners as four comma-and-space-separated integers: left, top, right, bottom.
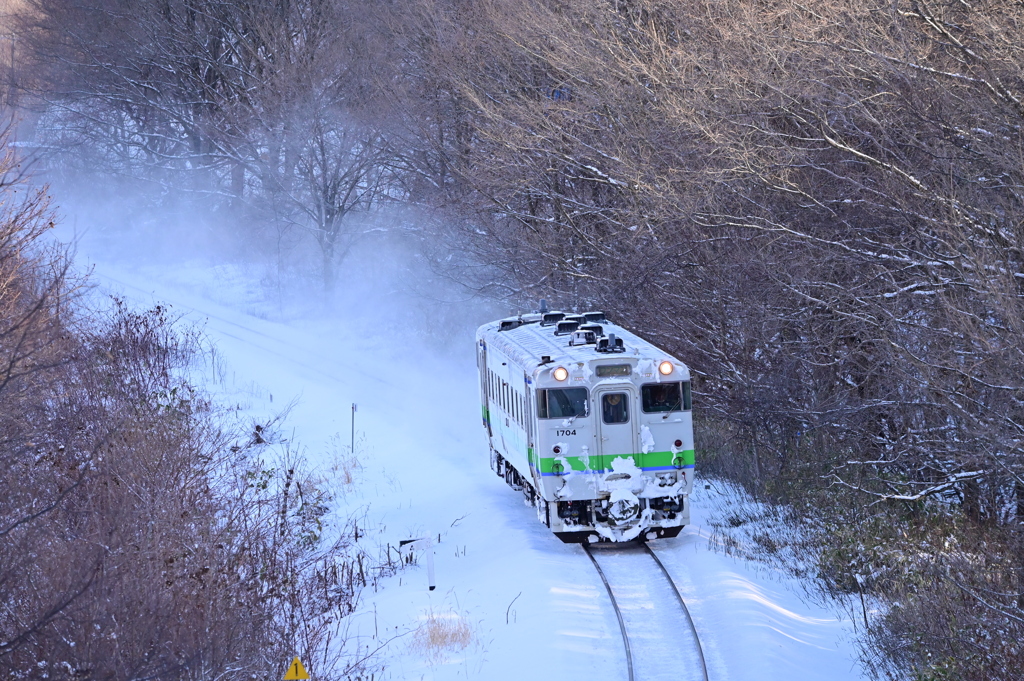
477, 309, 694, 543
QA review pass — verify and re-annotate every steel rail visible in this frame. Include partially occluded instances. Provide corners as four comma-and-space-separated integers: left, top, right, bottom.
583, 544, 635, 681
643, 544, 710, 681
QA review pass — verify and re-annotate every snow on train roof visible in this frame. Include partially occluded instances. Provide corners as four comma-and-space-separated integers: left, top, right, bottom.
477, 314, 686, 374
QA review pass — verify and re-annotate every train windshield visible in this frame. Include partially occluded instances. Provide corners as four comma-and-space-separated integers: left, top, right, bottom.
537, 388, 589, 419
641, 381, 692, 412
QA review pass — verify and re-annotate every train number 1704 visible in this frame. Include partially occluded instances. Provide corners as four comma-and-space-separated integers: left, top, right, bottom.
556, 429, 577, 437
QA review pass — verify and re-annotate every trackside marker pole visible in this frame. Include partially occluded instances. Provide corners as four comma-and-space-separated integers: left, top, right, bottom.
426, 541, 435, 590
351, 403, 357, 454
399, 537, 436, 591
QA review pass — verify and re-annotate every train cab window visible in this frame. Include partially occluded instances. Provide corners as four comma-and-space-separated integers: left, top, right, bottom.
602, 393, 629, 424
641, 381, 692, 412
537, 388, 589, 419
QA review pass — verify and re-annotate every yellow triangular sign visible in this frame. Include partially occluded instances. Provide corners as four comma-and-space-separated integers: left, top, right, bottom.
283, 656, 310, 680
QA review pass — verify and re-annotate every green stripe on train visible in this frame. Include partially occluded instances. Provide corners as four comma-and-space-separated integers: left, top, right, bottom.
537, 449, 695, 474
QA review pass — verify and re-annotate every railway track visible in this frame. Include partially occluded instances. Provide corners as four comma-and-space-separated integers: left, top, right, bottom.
584, 543, 708, 681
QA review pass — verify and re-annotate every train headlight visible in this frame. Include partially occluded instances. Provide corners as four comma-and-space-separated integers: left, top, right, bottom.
553, 366, 569, 381
658, 360, 674, 375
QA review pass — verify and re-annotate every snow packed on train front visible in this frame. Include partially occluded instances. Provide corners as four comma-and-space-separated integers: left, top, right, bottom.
476, 307, 695, 543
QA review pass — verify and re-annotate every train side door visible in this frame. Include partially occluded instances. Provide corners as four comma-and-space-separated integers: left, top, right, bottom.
477, 340, 491, 436
594, 386, 639, 467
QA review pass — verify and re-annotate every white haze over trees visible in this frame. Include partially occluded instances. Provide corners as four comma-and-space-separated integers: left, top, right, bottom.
3, 0, 1024, 679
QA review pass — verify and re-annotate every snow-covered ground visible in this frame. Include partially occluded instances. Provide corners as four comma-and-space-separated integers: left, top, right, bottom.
57, 223, 864, 680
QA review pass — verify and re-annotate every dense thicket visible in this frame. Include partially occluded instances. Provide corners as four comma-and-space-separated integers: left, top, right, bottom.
0, 137, 373, 679
9, 0, 1024, 678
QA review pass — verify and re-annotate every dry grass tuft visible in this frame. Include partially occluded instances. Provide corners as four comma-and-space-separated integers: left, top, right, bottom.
411, 610, 473, 664
328, 434, 362, 486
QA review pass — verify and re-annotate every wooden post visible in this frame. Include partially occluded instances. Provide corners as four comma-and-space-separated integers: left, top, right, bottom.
351, 403, 357, 454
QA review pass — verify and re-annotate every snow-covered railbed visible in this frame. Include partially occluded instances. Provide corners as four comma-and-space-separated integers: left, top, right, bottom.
586, 543, 707, 681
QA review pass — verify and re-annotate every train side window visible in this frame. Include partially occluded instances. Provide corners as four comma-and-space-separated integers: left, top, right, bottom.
537, 388, 589, 419
602, 393, 629, 424
641, 382, 692, 412
642, 382, 682, 413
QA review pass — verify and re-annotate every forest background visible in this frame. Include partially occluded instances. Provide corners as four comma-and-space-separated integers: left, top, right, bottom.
2, 0, 1024, 679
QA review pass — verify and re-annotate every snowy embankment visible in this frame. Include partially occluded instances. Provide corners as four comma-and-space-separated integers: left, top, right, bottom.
68, 249, 863, 681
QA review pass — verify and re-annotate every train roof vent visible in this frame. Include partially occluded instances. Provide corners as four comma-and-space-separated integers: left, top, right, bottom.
540, 312, 566, 326
579, 324, 604, 336
596, 333, 625, 353
499, 318, 522, 332
554, 320, 581, 336
583, 311, 607, 323
569, 330, 597, 346
564, 315, 585, 324
519, 313, 542, 324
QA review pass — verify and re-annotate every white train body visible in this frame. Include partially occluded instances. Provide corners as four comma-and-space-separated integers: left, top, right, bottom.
476, 311, 695, 543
